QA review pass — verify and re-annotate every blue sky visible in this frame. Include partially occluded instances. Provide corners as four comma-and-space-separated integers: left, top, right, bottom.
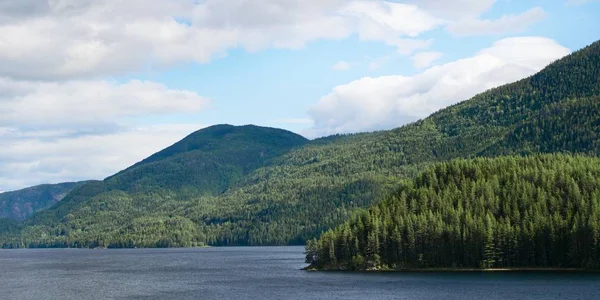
115, 0, 600, 134
0, 0, 599, 191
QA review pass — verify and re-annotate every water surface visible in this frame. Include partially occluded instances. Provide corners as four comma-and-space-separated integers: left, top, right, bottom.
0, 246, 598, 299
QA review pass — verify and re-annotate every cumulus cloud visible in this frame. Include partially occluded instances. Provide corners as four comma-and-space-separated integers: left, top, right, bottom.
0, 79, 208, 128
0, 0, 445, 80
406, 0, 497, 19
0, 78, 208, 126
305, 37, 571, 137
0, 2, 237, 80
0, 0, 547, 80
411, 51, 443, 68
344, 1, 440, 37
407, 1, 545, 37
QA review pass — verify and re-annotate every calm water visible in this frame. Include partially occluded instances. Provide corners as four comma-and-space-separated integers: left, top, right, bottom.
0, 246, 599, 300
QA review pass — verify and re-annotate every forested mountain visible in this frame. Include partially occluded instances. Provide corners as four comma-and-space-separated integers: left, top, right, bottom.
16, 125, 308, 239
106, 124, 309, 196
305, 155, 600, 270
0, 181, 92, 221
0, 40, 599, 249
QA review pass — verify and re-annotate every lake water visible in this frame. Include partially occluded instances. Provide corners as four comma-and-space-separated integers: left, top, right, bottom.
0, 246, 599, 300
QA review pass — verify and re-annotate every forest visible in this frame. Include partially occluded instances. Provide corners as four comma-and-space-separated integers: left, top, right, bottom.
305, 155, 600, 270
0, 40, 599, 250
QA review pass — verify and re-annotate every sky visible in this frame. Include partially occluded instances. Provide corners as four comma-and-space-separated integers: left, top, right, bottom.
0, 0, 599, 192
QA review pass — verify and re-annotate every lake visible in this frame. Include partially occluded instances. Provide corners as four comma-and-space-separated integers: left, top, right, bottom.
0, 246, 599, 299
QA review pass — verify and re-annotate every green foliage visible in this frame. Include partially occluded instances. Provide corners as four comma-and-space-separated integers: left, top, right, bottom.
0, 218, 19, 233
1, 40, 599, 249
0, 181, 92, 221
25, 125, 308, 225
108, 124, 309, 195
306, 154, 600, 270
481, 96, 600, 156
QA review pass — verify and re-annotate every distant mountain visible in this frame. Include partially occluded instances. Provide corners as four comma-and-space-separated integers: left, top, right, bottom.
1, 40, 598, 249
0, 181, 92, 221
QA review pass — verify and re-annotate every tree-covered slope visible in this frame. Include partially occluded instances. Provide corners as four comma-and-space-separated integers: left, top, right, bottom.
0, 181, 92, 221
109, 124, 310, 195
176, 39, 600, 246
1, 40, 599, 249
481, 96, 600, 156
25, 125, 308, 224
306, 154, 600, 270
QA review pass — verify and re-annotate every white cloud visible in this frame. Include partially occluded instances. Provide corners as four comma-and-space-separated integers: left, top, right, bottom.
411, 51, 443, 68
0, 79, 208, 127
0, 0, 445, 80
408, 1, 546, 37
0, 124, 205, 192
406, 0, 497, 19
343, 1, 440, 37
305, 37, 571, 137
342, 1, 437, 54
447, 7, 546, 36
0, 0, 553, 80
332, 61, 353, 71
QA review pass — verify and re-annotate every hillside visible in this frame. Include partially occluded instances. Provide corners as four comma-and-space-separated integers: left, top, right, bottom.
0, 181, 92, 221
180, 39, 600, 245
305, 154, 600, 270
18, 125, 308, 239
1, 40, 599, 249
106, 124, 309, 195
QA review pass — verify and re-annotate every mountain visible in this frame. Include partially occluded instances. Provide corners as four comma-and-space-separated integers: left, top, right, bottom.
0, 181, 92, 221
1, 39, 599, 249
112, 124, 309, 190
30, 124, 308, 221
3, 125, 308, 248
306, 154, 600, 270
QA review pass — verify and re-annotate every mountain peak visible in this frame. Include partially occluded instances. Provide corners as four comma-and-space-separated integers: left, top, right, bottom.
130, 124, 307, 169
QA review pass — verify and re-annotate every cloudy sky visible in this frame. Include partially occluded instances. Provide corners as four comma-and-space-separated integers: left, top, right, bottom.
0, 0, 599, 191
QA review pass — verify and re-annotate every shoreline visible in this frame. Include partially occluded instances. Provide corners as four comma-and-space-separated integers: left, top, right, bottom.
303, 266, 600, 273
0, 245, 308, 250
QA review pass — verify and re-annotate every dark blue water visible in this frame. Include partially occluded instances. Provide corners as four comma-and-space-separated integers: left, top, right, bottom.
0, 246, 599, 299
